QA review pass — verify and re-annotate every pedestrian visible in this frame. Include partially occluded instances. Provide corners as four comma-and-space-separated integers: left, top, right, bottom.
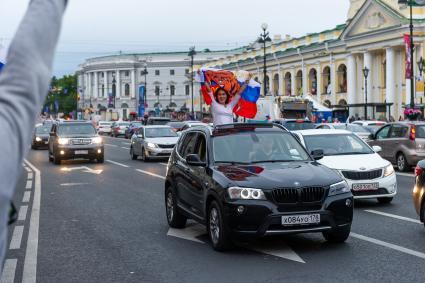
203, 73, 252, 126
0, 0, 67, 268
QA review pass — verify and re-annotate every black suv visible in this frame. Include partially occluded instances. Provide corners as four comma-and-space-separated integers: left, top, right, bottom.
48, 121, 104, 165
164, 123, 353, 251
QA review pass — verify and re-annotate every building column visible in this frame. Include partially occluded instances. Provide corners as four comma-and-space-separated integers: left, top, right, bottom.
115, 70, 121, 98
316, 63, 322, 99
347, 54, 357, 115
104, 71, 108, 98
330, 58, 336, 104
302, 63, 308, 96
386, 47, 396, 119
94, 72, 98, 99
363, 52, 373, 118
88, 73, 92, 103
131, 69, 136, 99
290, 68, 296, 96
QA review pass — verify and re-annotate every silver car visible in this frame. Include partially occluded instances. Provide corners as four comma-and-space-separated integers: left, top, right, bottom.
316, 123, 370, 140
130, 125, 179, 161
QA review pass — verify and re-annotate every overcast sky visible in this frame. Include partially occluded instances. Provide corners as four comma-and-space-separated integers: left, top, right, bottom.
0, 0, 350, 76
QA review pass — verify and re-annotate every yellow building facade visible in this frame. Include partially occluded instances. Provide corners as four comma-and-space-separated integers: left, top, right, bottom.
202, 0, 425, 120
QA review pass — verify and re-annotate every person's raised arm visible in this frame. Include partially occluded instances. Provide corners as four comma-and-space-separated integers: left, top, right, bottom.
0, 0, 67, 265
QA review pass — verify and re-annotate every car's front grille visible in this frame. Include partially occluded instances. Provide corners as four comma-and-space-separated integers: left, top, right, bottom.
341, 169, 382, 180
157, 144, 175, 149
272, 187, 326, 204
70, 138, 91, 145
352, 188, 388, 196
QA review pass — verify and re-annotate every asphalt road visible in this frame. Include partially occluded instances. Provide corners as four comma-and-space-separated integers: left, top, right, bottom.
2, 135, 425, 283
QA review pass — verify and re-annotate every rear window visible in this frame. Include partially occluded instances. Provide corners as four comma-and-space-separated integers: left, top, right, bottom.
58, 124, 96, 135
416, 125, 425, 139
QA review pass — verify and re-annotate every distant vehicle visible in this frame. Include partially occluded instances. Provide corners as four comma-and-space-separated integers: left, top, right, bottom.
97, 121, 113, 135
413, 160, 425, 226
130, 125, 179, 161
167, 121, 185, 132
125, 121, 143, 139
352, 120, 386, 134
111, 121, 130, 137
295, 129, 396, 203
368, 122, 425, 172
315, 123, 370, 140
48, 121, 104, 164
272, 119, 315, 131
146, 117, 171, 126
165, 123, 353, 251
180, 121, 209, 131
31, 126, 51, 149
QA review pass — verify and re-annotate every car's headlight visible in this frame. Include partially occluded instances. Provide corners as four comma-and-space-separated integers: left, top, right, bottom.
57, 138, 69, 145
92, 137, 102, 144
228, 187, 266, 200
328, 181, 350, 196
384, 164, 395, 177
147, 142, 157, 148
35, 137, 42, 142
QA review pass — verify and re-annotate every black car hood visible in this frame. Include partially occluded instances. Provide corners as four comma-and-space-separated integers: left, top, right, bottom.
213, 161, 341, 190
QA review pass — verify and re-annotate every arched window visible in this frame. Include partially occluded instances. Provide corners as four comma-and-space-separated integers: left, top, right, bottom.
322, 66, 331, 95
296, 70, 303, 96
273, 74, 279, 96
124, 83, 130, 96
338, 99, 347, 106
284, 72, 292, 96
308, 68, 317, 95
337, 64, 347, 93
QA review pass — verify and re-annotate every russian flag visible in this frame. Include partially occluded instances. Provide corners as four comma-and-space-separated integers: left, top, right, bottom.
234, 73, 261, 119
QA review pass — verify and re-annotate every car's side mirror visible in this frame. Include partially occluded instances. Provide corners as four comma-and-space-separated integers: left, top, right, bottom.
186, 154, 206, 167
311, 149, 324, 160
372, 145, 382, 153
368, 133, 375, 140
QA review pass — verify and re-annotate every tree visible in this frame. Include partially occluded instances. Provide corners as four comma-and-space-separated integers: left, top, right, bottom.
43, 74, 78, 115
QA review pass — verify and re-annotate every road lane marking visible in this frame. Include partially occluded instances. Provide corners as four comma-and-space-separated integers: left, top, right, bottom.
18, 205, 28, 221
104, 144, 118, 147
60, 183, 89, 187
9, 226, 24, 250
22, 191, 31, 203
61, 166, 103, 175
0, 259, 17, 283
364, 210, 421, 224
25, 180, 32, 189
167, 224, 205, 244
396, 172, 414, 177
135, 169, 166, 180
121, 147, 130, 150
23, 159, 41, 283
27, 172, 33, 180
351, 232, 425, 260
106, 160, 129, 168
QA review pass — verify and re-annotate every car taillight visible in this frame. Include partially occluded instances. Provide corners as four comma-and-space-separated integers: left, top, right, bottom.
410, 126, 416, 141
415, 166, 423, 177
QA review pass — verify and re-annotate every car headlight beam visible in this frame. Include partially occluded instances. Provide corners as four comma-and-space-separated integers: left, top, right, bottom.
228, 187, 266, 200
328, 181, 350, 196
92, 137, 102, 144
57, 138, 69, 145
383, 164, 395, 177
35, 137, 42, 142
147, 142, 157, 148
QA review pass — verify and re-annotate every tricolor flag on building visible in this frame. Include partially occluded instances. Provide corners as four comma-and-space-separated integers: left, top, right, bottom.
197, 68, 261, 118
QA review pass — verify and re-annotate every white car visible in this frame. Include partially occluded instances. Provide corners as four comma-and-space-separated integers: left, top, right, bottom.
294, 129, 397, 203
97, 121, 113, 135
315, 123, 370, 141
352, 120, 386, 134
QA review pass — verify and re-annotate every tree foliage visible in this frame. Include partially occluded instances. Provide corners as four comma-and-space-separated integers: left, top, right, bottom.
43, 74, 78, 115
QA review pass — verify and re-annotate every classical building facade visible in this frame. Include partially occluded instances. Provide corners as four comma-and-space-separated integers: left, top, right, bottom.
77, 51, 232, 119
202, 0, 425, 120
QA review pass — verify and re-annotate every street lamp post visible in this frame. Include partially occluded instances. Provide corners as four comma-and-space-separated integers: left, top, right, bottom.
141, 63, 148, 115
188, 47, 196, 118
363, 67, 370, 119
258, 23, 272, 97
112, 73, 116, 109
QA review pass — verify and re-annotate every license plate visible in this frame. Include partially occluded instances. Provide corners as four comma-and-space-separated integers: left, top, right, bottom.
281, 214, 320, 226
75, 150, 88, 155
352, 183, 379, 191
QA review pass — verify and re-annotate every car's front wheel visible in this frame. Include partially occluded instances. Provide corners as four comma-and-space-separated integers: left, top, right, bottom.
165, 186, 187, 228
97, 155, 104, 163
130, 147, 138, 160
322, 225, 351, 243
208, 201, 232, 251
397, 153, 409, 172
377, 197, 393, 204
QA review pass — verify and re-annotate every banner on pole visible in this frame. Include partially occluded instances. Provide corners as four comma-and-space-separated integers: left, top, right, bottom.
138, 85, 145, 117
416, 76, 424, 97
404, 34, 412, 79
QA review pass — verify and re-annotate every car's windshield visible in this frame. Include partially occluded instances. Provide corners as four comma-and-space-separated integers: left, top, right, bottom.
35, 126, 51, 134
303, 134, 374, 156
213, 131, 310, 164
145, 127, 178, 138
283, 122, 315, 131
58, 124, 96, 135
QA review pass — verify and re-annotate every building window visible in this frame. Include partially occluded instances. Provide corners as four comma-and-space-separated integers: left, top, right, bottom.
155, 86, 160, 96
185, 69, 189, 74
101, 72, 104, 78
125, 83, 130, 96
155, 70, 160, 76
170, 85, 175, 96
125, 71, 129, 77
170, 69, 175, 75
101, 84, 105, 97
185, 85, 190, 95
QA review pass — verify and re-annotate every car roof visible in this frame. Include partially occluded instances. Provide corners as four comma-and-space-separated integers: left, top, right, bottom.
57, 121, 93, 125
294, 129, 352, 135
